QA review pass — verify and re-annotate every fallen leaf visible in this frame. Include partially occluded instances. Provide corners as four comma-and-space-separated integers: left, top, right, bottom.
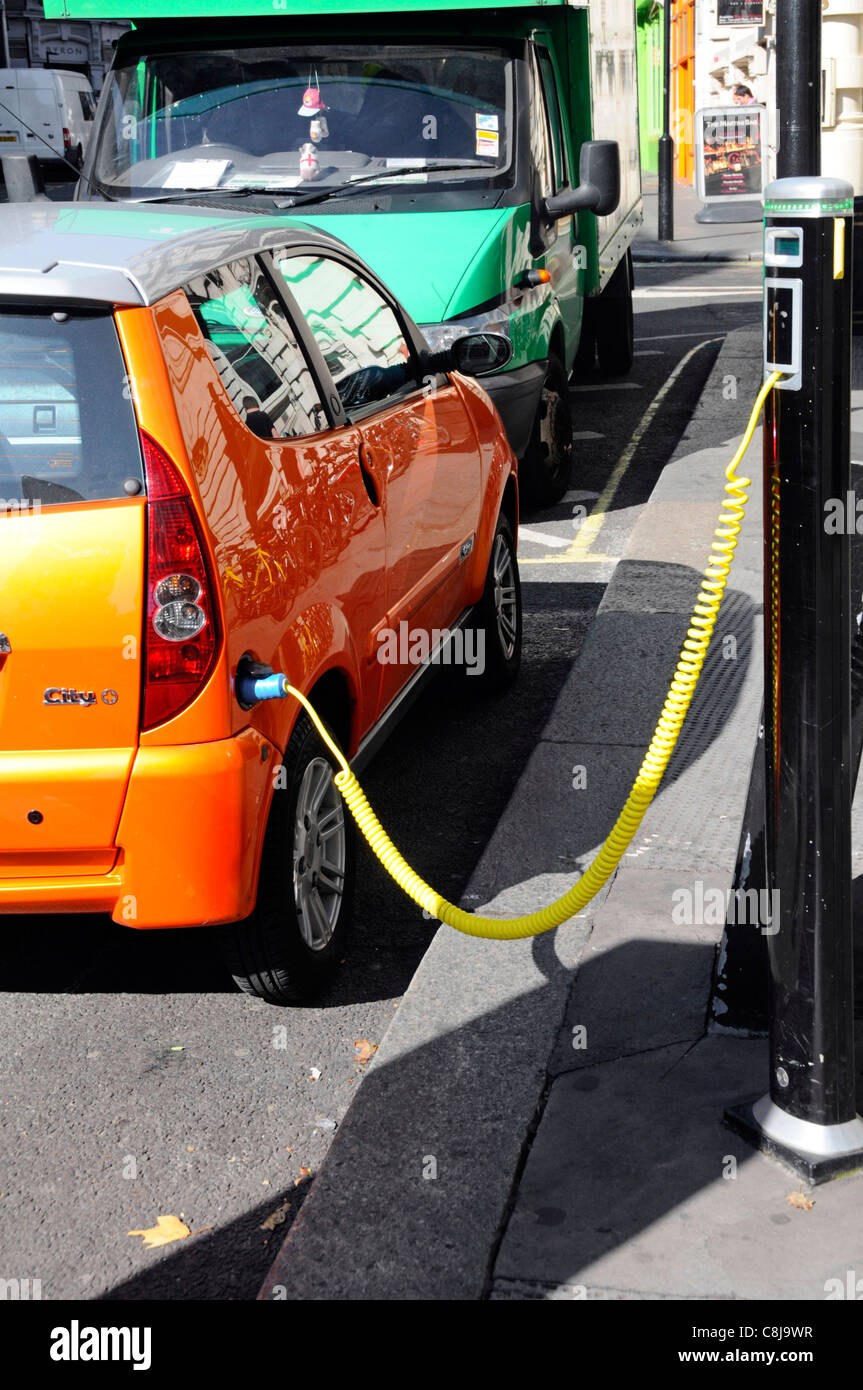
786, 1189, 814, 1211
127, 1214, 191, 1249
260, 1201, 292, 1232
354, 1039, 378, 1065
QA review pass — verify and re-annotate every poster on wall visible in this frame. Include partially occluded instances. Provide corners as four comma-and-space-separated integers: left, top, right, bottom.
695, 106, 766, 202
717, 0, 765, 25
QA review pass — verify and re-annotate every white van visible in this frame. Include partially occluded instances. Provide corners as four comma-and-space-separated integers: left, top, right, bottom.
0, 68, 96, 170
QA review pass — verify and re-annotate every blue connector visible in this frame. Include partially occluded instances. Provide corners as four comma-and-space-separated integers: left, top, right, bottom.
236, 670, 289, 707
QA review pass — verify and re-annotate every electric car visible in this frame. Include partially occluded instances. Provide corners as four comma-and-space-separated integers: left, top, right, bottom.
0, 202, 520, 1004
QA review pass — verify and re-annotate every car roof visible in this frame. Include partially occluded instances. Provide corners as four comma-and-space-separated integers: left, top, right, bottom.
0, 201, 348, 308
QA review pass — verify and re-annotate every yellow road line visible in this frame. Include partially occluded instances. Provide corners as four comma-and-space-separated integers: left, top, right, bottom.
519, 553, 618, 565
565, 337, 723, 562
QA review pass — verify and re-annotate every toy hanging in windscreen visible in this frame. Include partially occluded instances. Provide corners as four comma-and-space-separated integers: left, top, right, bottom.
298, 73, 328, 180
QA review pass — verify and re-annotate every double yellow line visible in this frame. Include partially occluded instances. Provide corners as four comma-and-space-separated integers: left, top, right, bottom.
520, 337, 723, 566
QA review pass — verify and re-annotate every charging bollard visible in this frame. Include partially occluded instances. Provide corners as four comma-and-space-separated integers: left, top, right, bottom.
726, 176, 863, 1182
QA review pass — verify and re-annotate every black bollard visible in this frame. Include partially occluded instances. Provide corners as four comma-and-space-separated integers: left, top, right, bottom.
726, 176, 863, 1183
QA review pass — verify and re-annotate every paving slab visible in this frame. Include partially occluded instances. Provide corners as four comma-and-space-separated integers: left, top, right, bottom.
547, 869, 732, 1075
492, 1035, 863, 1302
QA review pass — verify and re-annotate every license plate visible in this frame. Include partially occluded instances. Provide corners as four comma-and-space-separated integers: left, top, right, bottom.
0, 133, 18, 142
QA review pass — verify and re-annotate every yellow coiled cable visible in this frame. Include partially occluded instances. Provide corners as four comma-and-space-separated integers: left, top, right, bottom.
287, 371, 781, 940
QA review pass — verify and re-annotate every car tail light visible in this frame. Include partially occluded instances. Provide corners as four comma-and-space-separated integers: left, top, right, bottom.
140, 432, 221, 730
62, 127, 71, 153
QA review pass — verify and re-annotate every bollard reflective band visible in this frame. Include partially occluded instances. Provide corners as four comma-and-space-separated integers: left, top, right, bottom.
267, 372, 782, 940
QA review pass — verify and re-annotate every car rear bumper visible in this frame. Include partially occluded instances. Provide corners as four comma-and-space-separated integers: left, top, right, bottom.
480, 358, 547, 458
0, 727, 275, 927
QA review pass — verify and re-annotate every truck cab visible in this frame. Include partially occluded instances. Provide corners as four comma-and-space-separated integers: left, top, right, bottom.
73, 0, 643, 504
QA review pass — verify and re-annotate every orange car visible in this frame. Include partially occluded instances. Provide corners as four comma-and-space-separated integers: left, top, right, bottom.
0, 203, 520, 1003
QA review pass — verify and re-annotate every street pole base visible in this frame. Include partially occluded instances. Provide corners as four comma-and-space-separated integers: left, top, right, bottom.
725, 1094, 863, 1184
695, 201, 763, 224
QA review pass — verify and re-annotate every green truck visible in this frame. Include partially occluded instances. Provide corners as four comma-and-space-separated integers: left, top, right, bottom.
61, 0, 643, 504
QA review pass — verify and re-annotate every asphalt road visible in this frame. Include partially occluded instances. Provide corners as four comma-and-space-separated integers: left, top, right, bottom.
0, 259, 762, 1301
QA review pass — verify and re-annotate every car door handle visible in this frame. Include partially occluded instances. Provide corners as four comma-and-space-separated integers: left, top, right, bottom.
358, 442, 382, 507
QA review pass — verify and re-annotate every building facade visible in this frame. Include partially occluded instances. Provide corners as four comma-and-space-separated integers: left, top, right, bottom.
2, 0, 128, 91
692, 0, 863, 193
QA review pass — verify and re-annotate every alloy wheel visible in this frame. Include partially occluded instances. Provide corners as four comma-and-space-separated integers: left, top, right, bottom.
292, 757, 347, 950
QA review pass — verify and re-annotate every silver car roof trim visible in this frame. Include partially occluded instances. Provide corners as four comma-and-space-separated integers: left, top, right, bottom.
0, 202, 338, 307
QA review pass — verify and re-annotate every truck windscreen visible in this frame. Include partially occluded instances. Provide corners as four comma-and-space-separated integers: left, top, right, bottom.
91, 44, 512, 199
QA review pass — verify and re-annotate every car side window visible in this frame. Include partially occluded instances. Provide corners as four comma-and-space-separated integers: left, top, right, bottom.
185, 257, 328, 440
536, 48, 568, 192
275, 253, 417, 415
78, 90, 97, 122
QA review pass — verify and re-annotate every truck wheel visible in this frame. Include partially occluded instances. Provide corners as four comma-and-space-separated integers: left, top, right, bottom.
470, 514, 522, 693
520, 355, 573, 507
594, 249, 634, 377
219, 711, 355, 1005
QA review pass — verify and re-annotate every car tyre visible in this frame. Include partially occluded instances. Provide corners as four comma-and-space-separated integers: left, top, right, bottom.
219, 711, 355, 1005
471, 514, 522, 694
520, 355, 573, 507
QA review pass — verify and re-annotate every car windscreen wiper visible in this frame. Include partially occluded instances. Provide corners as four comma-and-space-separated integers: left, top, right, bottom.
120, 186, 263, 205
274, 162, 493, 209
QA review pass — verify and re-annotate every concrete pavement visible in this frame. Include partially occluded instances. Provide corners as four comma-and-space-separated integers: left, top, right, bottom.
635, 172, 763, 263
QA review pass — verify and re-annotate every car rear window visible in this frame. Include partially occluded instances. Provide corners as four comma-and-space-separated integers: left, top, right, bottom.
0, 310, 143, 507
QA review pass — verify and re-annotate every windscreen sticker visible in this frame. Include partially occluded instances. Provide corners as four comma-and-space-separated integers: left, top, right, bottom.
476, 113, 499, 132
161, 158, 232, 189
476, 129, 499, 158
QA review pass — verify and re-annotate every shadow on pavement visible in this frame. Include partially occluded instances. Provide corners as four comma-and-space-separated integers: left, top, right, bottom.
98, 1173, 315, 1301
254, 935, 863, 1300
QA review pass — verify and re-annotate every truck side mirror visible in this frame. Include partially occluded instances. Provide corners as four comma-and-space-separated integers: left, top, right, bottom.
544, 140, 620, 219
